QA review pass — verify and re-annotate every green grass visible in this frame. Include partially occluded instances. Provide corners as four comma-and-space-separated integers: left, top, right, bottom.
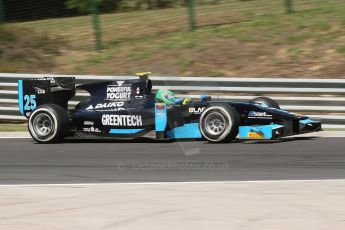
0, 26, 66, 72
4, 0, 345, 77
337, 46, 345, 55
0, 123, 27, 132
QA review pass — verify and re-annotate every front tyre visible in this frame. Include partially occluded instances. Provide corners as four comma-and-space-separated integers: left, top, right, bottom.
28, 104, 70, 143
199, 104, 240, 143
250, 97, 280, 109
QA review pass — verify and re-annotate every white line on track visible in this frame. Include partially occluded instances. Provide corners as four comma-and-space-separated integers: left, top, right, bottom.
1, 179, 345, 187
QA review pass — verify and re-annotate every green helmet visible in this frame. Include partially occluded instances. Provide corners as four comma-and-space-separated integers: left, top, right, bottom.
156, 89, 176, 104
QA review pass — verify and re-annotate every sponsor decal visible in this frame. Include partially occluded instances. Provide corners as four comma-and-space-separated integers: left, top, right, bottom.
83, 126, 101, 133
248, 111, 272, 119
34, 87, 45, 94
134, 87, 143, 99
102, 115, 143, 127
116, 81, 125, 86
155, 103, 166, 110
106, 84, 131, 101
23, 94, 36, 111
95, 102, 124, 109
96, 108, 125, 111
155, 103, 167, 131
248, 131, 264, 139
84, 121, 94, 126
189, 107, 205, 114
41, 77, 56, 84
85, 102, 125, 111
86, 105, 94, 110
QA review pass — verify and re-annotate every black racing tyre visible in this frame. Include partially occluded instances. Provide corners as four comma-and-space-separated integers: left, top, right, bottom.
250, 97, 280, 109
28, 104, 71, 143
199, 104, 240, 143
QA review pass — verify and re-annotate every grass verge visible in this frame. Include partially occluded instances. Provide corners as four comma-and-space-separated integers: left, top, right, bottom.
0, 26, 67, 73
0, 123, 27, 132
5, 0, 345, 77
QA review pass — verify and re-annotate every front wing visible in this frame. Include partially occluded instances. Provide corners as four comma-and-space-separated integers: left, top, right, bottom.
238, 119, 321, 140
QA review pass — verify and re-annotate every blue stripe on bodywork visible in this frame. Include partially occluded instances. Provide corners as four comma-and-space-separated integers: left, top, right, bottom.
155, 103, 167, 132
166, 123, 202, 139
109, 129, 144, 134
239, 124, 284, 139
17, 80, 24, 115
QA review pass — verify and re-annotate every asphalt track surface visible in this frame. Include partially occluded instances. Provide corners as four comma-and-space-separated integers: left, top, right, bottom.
0, 137, 344, 184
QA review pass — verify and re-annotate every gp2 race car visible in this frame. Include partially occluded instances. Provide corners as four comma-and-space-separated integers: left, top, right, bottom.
17, 73, 321, 143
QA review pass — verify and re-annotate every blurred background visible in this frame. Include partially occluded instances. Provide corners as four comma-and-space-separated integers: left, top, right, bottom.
1, 0, 345, 130
0, 0, 345, 77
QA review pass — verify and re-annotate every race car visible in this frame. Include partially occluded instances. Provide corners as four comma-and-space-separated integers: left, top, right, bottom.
17, 73, 321, 143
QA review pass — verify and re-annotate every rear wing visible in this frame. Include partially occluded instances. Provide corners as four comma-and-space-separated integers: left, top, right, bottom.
77, 77, 152, 104
18, 77, 75, 118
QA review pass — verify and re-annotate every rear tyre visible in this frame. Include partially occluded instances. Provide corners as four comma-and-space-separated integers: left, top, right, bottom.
28, 104, 70, 143
250, 97, 280, 109
199, 104, 240, 143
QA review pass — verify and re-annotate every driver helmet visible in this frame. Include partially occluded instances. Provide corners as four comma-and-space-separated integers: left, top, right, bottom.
156, 89, 176, 104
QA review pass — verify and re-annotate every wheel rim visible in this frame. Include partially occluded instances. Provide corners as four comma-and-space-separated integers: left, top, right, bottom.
205, 112, 226, 136
32, 113, 54, 137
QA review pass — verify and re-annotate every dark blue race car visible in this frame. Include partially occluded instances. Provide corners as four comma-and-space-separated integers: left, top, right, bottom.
18, 73, 321, 143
